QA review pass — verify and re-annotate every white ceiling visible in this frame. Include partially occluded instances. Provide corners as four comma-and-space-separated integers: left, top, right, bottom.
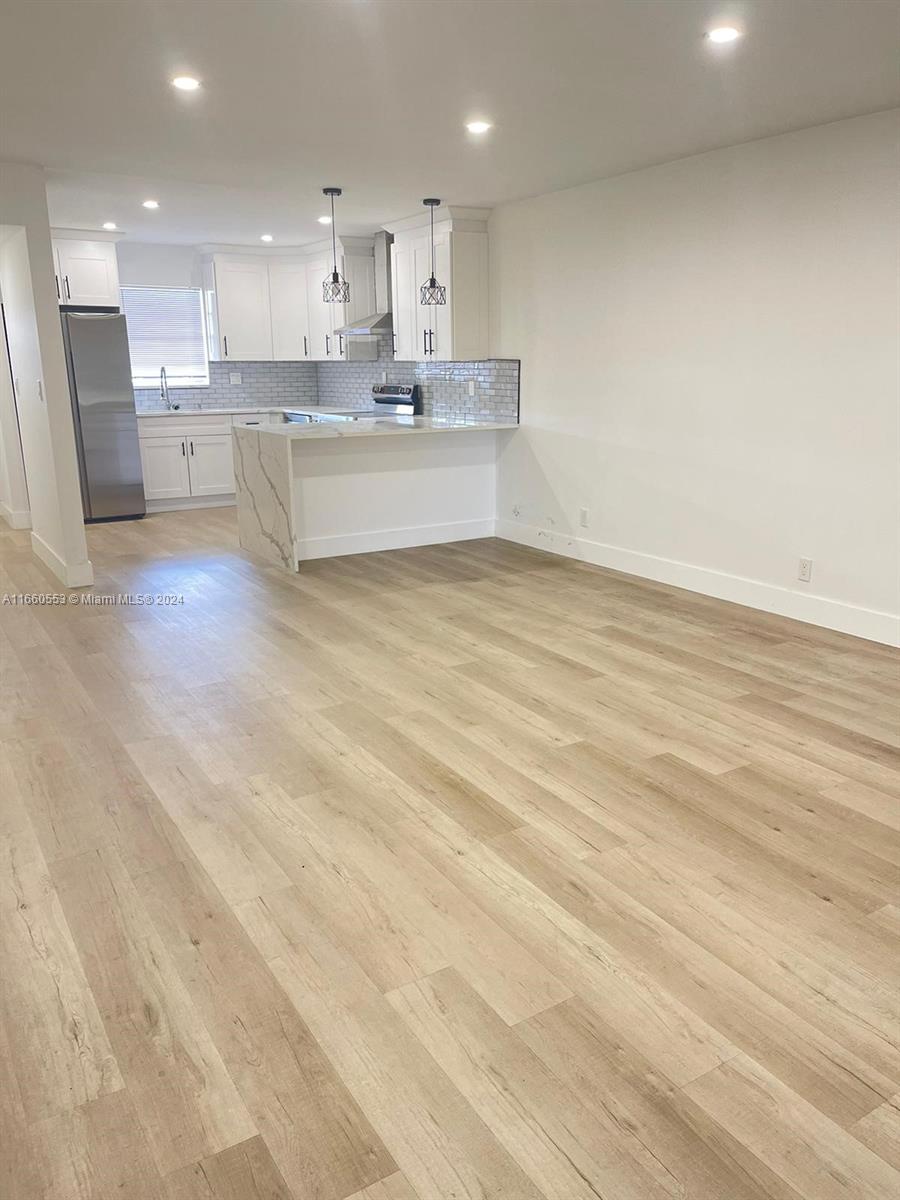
2, 0, 898, 246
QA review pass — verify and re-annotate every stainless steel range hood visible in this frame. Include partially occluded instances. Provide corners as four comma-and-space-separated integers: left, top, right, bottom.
335, 229, 393, 336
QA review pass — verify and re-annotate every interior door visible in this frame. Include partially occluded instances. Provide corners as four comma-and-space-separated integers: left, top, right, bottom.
269, 261, 310, 361
187, 433, 235, 495
139, 436, 191, 500
214, 259, 273, 360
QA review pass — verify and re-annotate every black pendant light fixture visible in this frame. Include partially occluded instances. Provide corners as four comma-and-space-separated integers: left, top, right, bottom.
419, 198, 446, 305
322, 187, 350, 303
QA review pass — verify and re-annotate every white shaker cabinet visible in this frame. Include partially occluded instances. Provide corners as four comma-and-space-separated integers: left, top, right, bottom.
304, 255, 335, 361
269, 259, 311, 361
138, 415, 236, 505
52, 237, 120, 307
385, 207, 489, 362
206, 256, 273, 361
138, 435, 192, 501
186, 433, 235, 495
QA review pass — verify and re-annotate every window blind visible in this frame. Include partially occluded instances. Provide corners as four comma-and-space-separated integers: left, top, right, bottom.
120, 286, 209, 387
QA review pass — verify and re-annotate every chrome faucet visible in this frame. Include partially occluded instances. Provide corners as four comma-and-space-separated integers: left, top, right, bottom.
160, 366, 171, 409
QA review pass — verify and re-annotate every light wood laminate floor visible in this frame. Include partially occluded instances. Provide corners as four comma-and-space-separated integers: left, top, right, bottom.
1, 508, 898, 1200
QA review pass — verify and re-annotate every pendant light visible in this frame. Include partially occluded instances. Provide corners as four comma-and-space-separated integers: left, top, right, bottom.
419, 198, 446, 305
322, 187, 350, 303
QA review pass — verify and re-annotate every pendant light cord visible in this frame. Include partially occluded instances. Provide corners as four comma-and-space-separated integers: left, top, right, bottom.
430, 202, 435, 279
331, 193, 338, 273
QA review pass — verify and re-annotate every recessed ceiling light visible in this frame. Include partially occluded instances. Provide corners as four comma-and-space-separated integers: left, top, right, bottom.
171, 76, 201, 91
142, 199, 159, 209
317, 215, 332, 225
466, 120, 492, 134
706, 27, 742, 43
102, 222, 117, 230
260, 234, 273, 242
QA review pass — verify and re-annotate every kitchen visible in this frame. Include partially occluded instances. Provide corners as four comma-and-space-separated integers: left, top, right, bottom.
55, 206, 519, 563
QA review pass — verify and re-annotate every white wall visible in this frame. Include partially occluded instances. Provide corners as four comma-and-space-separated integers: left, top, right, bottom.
0, 164, 92, 586
116, 242, 201, 289
0, 308, 30, 527
490, 111, 900, 645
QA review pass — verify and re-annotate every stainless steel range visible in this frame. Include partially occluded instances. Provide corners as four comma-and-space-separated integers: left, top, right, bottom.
371, 383, 422, 416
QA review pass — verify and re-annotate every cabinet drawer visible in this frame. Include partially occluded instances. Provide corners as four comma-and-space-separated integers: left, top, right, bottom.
138, 415, 230, 438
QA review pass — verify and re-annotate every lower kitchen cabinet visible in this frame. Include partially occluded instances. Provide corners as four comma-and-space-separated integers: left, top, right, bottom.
139, 431, 235, 503
186, 433, 234, 495
139, 435, 192, 501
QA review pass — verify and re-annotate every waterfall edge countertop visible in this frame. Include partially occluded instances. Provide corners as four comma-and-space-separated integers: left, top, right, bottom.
232, 418, 515, 570
244, 415, 517, 440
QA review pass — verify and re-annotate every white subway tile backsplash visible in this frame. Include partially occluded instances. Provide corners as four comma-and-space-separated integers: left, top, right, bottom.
134, 338, 519, 422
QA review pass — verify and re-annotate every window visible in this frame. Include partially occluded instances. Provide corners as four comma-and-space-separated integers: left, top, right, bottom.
120, 286, 209, 387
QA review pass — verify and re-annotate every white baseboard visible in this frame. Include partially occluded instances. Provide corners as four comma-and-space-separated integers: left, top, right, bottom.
30, 531, 94, 588
146, 495, 236, 513
495, 520, 900, 648
0, 501, 30, 529
298, 517, 497, 562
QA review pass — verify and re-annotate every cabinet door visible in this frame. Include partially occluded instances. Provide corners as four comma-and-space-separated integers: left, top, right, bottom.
187, 433, 235, 495
214, 259, 273, 360
269, 261, 310, 361
305, 256, 334, 360
425, 235, 452, 360
54, 240, 120, 306
413, 237, 434, 361
391, 241, 415, 361
139, 436, 191, 500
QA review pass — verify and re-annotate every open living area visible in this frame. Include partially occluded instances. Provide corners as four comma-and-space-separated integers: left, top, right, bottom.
1, 3, 898, 1199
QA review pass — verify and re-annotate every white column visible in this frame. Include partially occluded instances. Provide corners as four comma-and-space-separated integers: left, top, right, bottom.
0, 162, 93, 586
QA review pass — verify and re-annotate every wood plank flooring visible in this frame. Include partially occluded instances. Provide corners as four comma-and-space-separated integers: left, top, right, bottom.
1, 507, 898, 1199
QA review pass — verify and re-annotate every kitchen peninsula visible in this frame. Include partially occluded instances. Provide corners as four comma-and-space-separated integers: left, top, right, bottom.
233, 415, 515, 568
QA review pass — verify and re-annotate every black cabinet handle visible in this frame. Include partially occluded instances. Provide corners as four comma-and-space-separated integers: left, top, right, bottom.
392, 331, 397, 355
55, 275, 60, 300
428, 329, 434, 355
181, 440, 186, 456
325, 333, 331, 356
303, 334, 308, 357
64, 275, 71, 300
423, 329, 428, 358
190, 440, 194, 456
338, 333, 344, 357
223, 335, 228, 357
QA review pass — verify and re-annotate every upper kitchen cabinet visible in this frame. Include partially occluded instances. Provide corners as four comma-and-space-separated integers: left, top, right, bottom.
203, 240, 376, 363
52, 236, 120, 307
204, 255, 273, 360
386, 207, 489, 362
269, 259, 311, 361
304, 239, 377, 362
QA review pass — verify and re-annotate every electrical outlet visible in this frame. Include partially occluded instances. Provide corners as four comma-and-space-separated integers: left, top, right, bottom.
798, 557, 813, 583
229, 371, 242, 385
512, 504, 522, 519
468, 380, 476, 397
579, 507, 590, 528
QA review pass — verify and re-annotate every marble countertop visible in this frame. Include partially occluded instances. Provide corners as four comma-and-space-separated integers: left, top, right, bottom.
236, 415, 518, 440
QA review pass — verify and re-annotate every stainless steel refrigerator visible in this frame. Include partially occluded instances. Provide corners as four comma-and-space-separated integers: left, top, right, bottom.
61, 310, 145, 521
